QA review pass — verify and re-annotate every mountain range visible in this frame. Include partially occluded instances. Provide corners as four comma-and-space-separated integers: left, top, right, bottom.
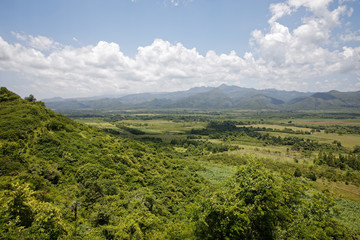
44, 84, 360, 111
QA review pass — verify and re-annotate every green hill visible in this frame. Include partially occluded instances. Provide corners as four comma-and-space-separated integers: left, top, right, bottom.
0, 87, 206, 239
1, 87, 358, 239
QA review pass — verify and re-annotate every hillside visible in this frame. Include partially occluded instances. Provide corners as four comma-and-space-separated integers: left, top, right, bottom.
1, 87, 359, 239
0, 87, 207, 239
44, 84, 360, 111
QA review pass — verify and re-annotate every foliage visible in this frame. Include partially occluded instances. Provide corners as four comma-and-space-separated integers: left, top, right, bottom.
190, 121, 341, 153
316, 151, 360, 170
0, 87, 359, 239
25, 94, 36, 102
193, 161, 356, 240
0, 183, 67, 239
0, 88, 207, 238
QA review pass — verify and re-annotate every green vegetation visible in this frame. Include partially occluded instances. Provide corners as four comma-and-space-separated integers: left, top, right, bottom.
1, 87, 360, 239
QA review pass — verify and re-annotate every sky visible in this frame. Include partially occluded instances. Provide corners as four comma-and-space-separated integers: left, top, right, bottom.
0, 0, 360, 99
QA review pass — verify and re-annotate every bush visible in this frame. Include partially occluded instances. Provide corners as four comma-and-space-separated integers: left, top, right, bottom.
306, 172, 317, 181
294, 168, 302, 177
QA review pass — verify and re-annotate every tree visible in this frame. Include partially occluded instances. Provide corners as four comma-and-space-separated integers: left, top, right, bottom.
193, 160, 353, 239
294, 168, 302, 177
194, 161, 294, 239
25, 94, 36, 102
0, 183, 67, 239
70, 200, 81, 236
353, 145, 360, 153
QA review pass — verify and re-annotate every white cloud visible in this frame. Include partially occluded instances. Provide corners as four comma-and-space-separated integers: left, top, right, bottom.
268, 2, 292, 24
1, 0, 359, 98
11, 31, 27, 41
12, 32, 62, 51
341, 30, 360, 42
170, 0, 179, 6
249, 0, 359, 90
164, 0, 192, 7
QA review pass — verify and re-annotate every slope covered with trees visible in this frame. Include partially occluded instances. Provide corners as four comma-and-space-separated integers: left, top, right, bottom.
0, 87, 206, 239
0, 87, 358, 239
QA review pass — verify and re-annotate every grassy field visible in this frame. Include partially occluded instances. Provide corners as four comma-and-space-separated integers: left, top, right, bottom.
243, 122, 360, 149
119, 119, 205, 134
76, 117, 119, 129
197, 162, 237, 184
312, 180, 360, 202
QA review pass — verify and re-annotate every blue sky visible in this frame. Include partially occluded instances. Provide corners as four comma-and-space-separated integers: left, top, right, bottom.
0, 0, 360, 98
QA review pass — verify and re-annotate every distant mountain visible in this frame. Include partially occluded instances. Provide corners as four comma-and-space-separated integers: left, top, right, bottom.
43, 84, 360, 111
233, 94, 285, 110
119, 86, 213, 105
168, 89, 233, 109
287, 90, 360, 110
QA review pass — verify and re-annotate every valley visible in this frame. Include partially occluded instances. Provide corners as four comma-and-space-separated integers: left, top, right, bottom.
1, 87, 360, 239
72, 109, 360, 236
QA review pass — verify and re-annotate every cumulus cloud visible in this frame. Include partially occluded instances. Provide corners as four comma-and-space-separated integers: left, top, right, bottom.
1, 0, 359, 98
12, 32, 62, 51
268, 2, 292, 24
250, 0, 359, 89
0, 36, 255, 97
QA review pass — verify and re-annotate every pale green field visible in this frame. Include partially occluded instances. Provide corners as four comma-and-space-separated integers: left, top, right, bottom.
76, 118, 119, 129
118, 119, 205, 134
76, 118, 206, 134
197, 163, 237, 184
311, 132, 360, 148
312, 180, 360, 203
246, 124, 310, 132
246, 123, 360, 149
293, 119, 360, 125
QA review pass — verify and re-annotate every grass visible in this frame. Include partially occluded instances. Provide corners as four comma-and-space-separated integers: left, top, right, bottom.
246, 123, 360, 149
75, 118, 118, 129
246, 124, 310, 132
311, 179, 360, 203
264, 130, 360, 149
293, 119, 360, 125
197, 162, 237, 184
335, 198, 360, 233
230, 145, 293, 161
115, 119, 205, 135
311, 132, 360, 148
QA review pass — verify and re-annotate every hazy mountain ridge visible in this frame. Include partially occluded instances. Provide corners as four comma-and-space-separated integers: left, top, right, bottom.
43, 85, 360, 111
